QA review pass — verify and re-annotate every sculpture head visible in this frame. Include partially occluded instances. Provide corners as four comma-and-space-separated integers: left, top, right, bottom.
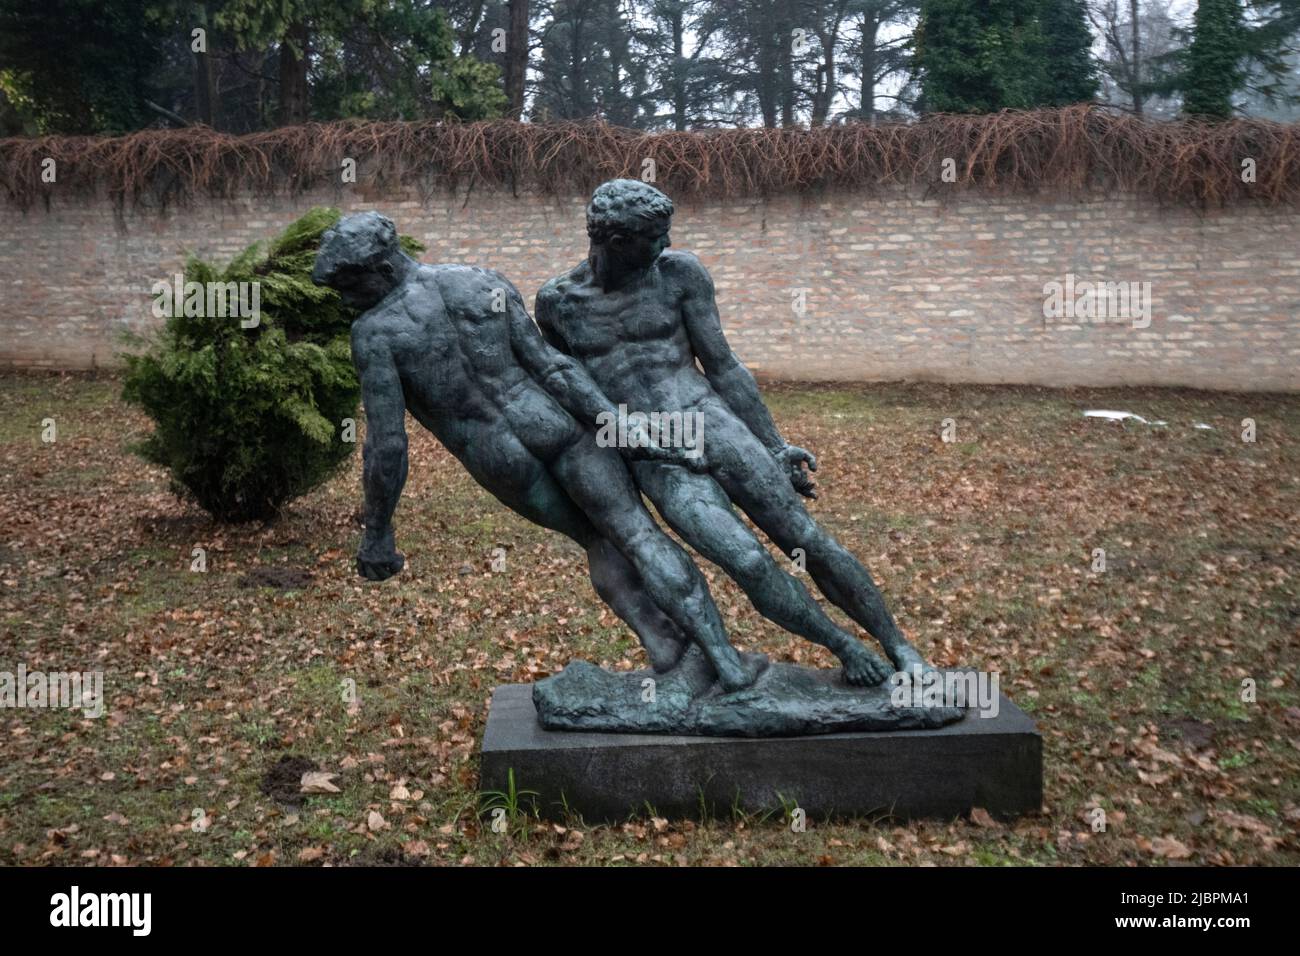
312, 211, 410, 311
586, 179, 673, 288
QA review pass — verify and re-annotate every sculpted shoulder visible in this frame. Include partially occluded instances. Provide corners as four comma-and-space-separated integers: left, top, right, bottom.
426, 263, 523, 315
350, 308, 392, 367
349, 266, 437, 354
657, 249, 714, 293
539, 261, 591, 306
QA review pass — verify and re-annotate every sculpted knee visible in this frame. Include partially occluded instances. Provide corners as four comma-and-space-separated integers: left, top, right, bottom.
785, 517, 828, 559
638, 537, 697, 595
729, 542, 776, 585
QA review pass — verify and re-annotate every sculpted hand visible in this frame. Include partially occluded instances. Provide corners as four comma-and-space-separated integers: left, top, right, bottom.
357, 529, 405, 581
623, 424, 710, 474
777, 444, 818, 499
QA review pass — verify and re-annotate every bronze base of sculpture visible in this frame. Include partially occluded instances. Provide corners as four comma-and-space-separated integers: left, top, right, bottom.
533, 647, 964, 737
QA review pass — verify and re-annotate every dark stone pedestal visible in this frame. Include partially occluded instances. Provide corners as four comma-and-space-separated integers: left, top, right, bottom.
480, 683, 1042, 822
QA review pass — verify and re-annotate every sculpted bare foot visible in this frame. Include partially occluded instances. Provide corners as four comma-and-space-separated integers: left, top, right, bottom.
715, 651, 769, 692
839, 641, 893, 687
886, 641, 929, 676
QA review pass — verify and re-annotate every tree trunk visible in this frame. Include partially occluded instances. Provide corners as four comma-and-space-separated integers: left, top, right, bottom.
570, 15, 587, 118
504, 0, 528, 120
278, 19, 309, 126
758, 42, 778, 127
191, 3, 220, 128
811, 29, 835, 126
193, 44, 216, 127
461, 0, 486, 57
756, 2, 779, 127
779, 29, 795, 126
860, 14, 878, 125
1130, 0, 1143, 115
672, 8, 687, 131
758, 67, 778, 128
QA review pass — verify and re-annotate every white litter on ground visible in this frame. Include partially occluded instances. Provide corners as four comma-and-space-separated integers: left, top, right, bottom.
1083, 410, 1168, 426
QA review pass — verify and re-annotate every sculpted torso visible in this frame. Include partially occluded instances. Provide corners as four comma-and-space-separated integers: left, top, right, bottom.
540, 252, 715, 413
353, 264, 580, 474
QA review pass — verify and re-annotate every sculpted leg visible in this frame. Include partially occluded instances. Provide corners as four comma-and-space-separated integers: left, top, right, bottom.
746, 498, 924, 672
551, 436, 764, 691
705, 422, 928, 673
633, 461, 892, 687
506, 466, 688, 674
586, 538, 687, 672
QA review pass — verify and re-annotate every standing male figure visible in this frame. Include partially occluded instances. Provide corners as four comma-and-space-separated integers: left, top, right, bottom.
536, 180, 928, 685
312, 211, 764, 691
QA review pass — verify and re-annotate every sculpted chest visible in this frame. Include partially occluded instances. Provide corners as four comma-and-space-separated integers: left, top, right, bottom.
558, 283, 681, 356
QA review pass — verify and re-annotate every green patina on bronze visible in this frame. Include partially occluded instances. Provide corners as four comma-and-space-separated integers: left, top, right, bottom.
313, 180, 961, 736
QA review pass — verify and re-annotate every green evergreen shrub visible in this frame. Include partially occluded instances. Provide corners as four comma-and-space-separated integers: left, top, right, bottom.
121, 207, 422, 522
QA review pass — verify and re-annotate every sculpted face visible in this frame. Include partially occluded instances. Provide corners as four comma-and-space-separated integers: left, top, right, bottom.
587, 219, 670, 287
326, 262, 400, 311
312, 211, 405, 311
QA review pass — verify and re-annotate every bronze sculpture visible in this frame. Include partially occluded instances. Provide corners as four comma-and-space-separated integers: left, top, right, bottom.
314, 189, 961, 736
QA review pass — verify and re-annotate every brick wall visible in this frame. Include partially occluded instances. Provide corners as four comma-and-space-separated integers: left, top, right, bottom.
2, 185, 1297, 390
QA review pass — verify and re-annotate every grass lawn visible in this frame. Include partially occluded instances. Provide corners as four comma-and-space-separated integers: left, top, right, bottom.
1, 371, 1297, 866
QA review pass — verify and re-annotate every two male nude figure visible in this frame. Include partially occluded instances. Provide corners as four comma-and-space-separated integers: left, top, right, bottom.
312, 180, 925, 692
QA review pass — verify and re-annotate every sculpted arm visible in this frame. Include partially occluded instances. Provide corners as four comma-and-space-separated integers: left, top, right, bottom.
514, 287, 622, 429
678, 256, 819, 497
532, 282, 575, 353
353, 322, 409, 580
679, 258, 785, 450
